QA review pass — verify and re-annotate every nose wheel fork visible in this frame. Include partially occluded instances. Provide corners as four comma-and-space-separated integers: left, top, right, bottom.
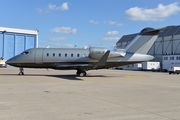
18, 67, 24, 75
76, 70, 87, 77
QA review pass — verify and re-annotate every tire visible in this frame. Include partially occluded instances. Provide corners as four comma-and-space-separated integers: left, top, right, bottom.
79, 72, 84, 77
78, 71, 86, 77
76, 69, 87, 77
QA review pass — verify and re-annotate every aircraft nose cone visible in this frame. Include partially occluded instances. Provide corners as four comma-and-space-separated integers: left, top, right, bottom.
6, 59, 12, 65
6, 57, 16, 66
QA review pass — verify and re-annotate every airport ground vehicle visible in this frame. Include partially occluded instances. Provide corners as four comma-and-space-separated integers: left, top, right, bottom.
169, 67, 180, 75
142, 61, 160, 71
0, 59, 7, 68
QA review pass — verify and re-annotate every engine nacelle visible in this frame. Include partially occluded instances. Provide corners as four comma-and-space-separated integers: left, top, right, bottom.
89, 47, 126, 60
89, 47, 108, 59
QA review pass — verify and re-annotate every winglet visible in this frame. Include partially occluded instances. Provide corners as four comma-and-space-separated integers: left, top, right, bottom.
95, 50, 110, 68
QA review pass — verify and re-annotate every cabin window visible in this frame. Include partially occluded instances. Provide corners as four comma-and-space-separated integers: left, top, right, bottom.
47, 53, 49, 57
77, 54, 80, 57
71, 54, 73, 57
65, 53, 67, 57
59, 53, 61, 57
53, 53, 55, 57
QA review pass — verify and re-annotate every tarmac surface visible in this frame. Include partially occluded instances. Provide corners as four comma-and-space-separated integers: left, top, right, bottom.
0, 68, 180, 120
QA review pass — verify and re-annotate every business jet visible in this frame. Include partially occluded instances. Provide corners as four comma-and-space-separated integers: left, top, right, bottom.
6, 27, 164, 76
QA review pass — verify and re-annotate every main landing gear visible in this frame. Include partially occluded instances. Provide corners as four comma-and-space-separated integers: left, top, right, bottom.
76, 70, 87, 77
18, 67, 24, 75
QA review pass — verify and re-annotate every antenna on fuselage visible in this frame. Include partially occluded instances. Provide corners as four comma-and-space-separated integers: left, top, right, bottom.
84, 46, 90, 49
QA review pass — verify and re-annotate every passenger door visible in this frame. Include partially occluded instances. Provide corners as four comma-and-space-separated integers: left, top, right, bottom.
35, 48, 44, 63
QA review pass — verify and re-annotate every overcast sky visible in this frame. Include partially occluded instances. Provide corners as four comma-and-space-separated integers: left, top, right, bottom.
1, 0, 180, 49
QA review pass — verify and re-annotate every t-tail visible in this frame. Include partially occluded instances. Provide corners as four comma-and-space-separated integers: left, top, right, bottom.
125, 27, 166, 54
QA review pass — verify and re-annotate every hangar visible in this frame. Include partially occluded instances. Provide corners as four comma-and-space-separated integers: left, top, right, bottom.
0, 26, 38, 60
116, 25, 180, 70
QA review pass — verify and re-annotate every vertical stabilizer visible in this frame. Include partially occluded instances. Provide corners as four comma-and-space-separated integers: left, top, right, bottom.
125, 28, 164, 54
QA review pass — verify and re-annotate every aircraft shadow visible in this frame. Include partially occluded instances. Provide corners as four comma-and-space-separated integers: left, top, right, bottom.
46, 74, 111, 80
0, 74, 110, 81
0, 74, 82, 81
45, 74, 83, 81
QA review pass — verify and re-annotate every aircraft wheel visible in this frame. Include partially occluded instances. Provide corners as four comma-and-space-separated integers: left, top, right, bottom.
79, 72, 84, 77
18, 72, 24, 75
77, 71, 86, 77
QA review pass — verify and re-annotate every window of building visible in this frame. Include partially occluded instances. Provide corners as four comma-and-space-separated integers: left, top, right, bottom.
71, 54, 73, 57
59, 53, 61, 57
65, 53, 67, 57
53, 53, 55, 57
164, 57, 168, 60
47, 53, 49, 57
177, 56, 180, 60
170, 57, 174, 60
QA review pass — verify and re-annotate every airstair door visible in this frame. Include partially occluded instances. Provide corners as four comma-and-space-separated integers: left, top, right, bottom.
35, 49, 44, 63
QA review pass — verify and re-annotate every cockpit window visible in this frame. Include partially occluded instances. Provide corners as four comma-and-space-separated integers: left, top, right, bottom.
21, 51, 29, 55
24, 51, 29, 54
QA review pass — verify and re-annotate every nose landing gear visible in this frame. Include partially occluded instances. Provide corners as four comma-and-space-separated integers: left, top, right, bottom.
18, 67, 24, 75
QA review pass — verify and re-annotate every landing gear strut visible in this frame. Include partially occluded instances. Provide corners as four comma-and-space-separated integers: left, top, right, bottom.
18, 67, 24, 75
76, 70, 87, 77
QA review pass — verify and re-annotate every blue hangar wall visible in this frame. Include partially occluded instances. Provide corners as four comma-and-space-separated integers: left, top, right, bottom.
0, 27, 38, 60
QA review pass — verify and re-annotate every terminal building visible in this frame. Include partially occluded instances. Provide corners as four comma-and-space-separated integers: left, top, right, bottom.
0, 27, 38, 60
116, 25, 180, 70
